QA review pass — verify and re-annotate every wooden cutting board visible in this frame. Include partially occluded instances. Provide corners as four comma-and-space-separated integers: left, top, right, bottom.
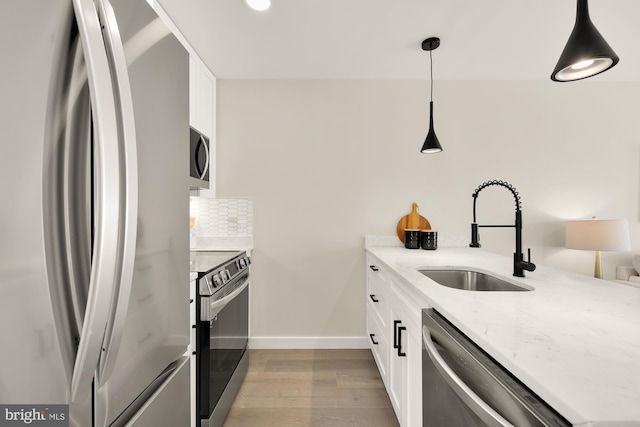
396, 203, 431, 242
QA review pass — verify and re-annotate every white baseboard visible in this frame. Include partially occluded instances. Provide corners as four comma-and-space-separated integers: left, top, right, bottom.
249, 336, 369, 349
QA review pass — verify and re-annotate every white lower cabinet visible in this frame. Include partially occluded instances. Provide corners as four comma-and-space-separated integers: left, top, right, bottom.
366, 255, 425, 427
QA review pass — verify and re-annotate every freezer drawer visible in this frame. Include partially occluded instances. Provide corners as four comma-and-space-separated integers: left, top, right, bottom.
123, 356, 190, 427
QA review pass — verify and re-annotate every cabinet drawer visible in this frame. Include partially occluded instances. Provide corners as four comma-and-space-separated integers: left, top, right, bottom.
367, 274, 388, 328
367, 307, 388, 382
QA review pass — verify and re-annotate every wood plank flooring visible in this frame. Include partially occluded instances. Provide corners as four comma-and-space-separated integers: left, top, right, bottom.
222, 349, 400, 427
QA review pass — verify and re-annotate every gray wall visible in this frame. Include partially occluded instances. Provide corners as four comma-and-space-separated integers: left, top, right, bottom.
215, 80, 640, 346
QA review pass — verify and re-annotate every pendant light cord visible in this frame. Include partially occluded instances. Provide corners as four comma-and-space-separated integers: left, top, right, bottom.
430, 49, 433, 102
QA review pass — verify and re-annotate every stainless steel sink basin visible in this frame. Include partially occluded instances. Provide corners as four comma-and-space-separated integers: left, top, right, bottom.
419, 269, 531, 292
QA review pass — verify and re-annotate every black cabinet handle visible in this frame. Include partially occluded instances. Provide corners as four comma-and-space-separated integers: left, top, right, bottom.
393, 320, 401, 349
397, 326, 407, 357
369, 333, 378, 345
369, 294, 379, 303
369, 265, 379, 271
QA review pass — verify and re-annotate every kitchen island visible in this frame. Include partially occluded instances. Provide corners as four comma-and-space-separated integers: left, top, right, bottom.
366, 246, 640, 426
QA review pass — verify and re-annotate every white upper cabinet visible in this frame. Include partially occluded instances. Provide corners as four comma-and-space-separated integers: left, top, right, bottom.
189, 56, 216, 139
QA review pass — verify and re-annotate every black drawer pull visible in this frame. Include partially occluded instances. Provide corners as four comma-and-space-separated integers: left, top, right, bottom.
397, 326, 407, 357
393, 320, 401, 349
369, 265, 379, 271
369, 294, 379, 303
369, 333, 378, 345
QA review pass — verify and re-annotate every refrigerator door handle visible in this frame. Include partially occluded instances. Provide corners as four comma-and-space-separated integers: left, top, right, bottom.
94, 0, 139, 386
70, 0, 123, 401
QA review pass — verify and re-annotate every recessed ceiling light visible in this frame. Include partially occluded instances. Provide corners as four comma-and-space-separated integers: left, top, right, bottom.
245, 0, 271, 11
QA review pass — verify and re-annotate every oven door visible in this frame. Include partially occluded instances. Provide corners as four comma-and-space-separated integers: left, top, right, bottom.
198, 276, 249, 425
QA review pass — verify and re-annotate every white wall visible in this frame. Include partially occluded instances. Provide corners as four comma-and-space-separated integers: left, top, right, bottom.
215, 80, 640, 345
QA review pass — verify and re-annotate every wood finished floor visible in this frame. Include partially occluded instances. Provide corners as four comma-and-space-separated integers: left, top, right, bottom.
222, 349, 400, 427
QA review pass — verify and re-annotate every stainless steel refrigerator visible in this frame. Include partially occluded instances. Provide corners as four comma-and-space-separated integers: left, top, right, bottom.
0, 0, 190, 425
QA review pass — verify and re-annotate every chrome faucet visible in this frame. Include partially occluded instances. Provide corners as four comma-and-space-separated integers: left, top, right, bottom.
469, 180, 536, 277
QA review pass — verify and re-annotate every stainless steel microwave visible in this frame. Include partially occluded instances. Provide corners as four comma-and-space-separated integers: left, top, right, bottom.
190, 127, 210, 189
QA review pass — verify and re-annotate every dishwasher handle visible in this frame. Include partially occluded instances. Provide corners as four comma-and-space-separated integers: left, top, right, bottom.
422, 325, 514, 427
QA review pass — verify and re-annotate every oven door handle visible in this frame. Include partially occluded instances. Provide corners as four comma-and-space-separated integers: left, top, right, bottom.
208, 279, 249, 320
422, 326, 513, 427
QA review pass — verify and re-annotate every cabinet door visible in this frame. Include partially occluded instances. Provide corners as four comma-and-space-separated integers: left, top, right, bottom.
390, 281, 425, 427
189, 56, 200, 132
388, 304, 407, 425
405, 322, 422, 427
389, 306, 422, 427
189, 57, 215, 138
197, 67, 215, 138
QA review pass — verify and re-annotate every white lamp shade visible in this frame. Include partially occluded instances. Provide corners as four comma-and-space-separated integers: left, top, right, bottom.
245, 0, 271, 11
565, 219, 631, 251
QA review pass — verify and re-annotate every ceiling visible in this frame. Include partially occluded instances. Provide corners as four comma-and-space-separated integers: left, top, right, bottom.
155, 0, 640, 81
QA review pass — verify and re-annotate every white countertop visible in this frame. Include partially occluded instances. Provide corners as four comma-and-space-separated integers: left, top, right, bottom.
366, 247, 640, 427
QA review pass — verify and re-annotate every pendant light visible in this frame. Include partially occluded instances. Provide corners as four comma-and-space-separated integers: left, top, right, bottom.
421, 37, 442, 154
551, 0, 618, 82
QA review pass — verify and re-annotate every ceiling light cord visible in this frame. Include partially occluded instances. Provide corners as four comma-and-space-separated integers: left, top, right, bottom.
429, 49, 434, 102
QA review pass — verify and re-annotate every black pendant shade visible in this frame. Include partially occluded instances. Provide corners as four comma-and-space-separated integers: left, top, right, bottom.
421, 37, 442, 154
421, 101, 442, 153
551, 0, 619, 82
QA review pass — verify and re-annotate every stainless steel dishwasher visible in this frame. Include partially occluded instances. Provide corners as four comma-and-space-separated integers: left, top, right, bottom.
422, 309, 572, 427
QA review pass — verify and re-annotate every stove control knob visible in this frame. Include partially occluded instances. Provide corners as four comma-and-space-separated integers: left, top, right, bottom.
212, 274, 222, 287
220, 269, 230, 283
238, 259, 246, 269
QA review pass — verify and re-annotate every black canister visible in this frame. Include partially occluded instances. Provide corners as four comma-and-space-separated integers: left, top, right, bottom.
421, 230, 438, 250
404, 229, 421, 249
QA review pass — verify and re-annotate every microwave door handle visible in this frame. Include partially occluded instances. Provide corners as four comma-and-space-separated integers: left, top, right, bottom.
93, 0, 139, 386
208, 279, 249, 319
422, 326, 514, 427
70, 0, 123, 401
195, 136, 209, 180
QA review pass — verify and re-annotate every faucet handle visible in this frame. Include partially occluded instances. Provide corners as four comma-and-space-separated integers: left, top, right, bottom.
524, 248, 536, 272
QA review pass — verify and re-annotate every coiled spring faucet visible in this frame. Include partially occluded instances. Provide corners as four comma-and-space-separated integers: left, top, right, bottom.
470, 180, 536, 277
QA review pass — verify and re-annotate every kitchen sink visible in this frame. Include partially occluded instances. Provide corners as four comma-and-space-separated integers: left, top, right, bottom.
419, 269, 531, 292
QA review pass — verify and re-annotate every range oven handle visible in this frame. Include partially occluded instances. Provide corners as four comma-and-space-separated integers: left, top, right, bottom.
422, 325, 513, 427
203, 278, 249, 322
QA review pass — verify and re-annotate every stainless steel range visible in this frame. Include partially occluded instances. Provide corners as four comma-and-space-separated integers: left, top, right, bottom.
190, 251, 250, 427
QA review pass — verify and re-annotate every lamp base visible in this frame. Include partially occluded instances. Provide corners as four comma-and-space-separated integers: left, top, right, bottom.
594, 250, 602, 279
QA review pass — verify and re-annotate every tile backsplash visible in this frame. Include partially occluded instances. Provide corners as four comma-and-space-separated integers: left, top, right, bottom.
190, 198, 253, 238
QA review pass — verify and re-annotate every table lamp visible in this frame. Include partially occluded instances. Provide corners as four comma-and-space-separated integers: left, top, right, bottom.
565, 217, 631, 278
